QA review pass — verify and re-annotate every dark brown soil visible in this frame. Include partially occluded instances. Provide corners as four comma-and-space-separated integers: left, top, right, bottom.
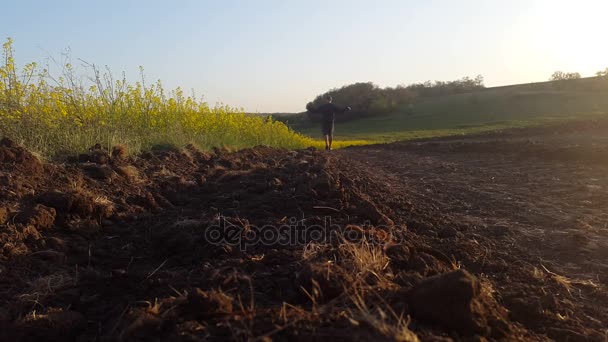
1, 120, 607, 341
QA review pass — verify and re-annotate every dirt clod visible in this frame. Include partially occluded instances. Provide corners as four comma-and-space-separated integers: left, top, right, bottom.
385, 243, 412, 267
0, 139, 43, 174
115, 165, 139, 182
82, 164, 115, 180
182, 288, 234, 319
409, 269, 494, 335
90, 150, 109, 164
17, 204, 56, 230
15, 310, 87, 341
37, 190, 95, 219
111, 145, 128, 160
0, 138, 16, 148
0, 207, 8, 224
297, 262, 353, 303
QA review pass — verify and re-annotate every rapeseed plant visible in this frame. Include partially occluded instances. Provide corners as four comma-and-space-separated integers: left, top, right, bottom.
0, 38, 368, 158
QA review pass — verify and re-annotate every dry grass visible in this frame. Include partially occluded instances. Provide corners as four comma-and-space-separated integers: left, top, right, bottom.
93, 195, 114, 209
336, 235, 421, 340
17, 271, 76, 313
539, 264, 601, 296
115, 165, 141, 183
347, 289, 419, 342
302, 242, 327, 260
111, 144, 128, 159
298, 236, 419, 340
338, 237, 390, 278
152, 165, 178, 178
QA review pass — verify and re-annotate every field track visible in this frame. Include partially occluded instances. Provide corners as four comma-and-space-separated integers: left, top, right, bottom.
1, 120, 607, 341
341, 121, 608, 340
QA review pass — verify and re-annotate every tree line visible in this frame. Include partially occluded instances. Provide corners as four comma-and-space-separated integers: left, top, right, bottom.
306, 75, 484, 121
304, 68, 608, 122
549, 68, 608, 81
546, 68, 608, 91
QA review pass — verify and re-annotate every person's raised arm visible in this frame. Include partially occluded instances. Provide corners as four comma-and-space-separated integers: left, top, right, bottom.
336, 104, 352, 113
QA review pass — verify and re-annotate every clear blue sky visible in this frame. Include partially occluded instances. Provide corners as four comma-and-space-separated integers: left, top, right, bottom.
2, 0, 607, 112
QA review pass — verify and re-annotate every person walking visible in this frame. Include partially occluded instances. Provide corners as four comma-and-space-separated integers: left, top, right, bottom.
306, 95, 351, 151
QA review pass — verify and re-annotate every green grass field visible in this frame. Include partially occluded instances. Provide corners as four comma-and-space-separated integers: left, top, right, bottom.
282, 78, 608, 143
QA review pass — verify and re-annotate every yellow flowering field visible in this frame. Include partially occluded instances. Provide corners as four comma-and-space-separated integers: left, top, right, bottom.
0, 39, 368, 158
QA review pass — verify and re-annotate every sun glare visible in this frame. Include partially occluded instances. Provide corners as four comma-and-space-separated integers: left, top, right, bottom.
532, 1, 608, 75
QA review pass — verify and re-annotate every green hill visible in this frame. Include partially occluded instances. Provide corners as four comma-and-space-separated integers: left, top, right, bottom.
282, 77, 608, 142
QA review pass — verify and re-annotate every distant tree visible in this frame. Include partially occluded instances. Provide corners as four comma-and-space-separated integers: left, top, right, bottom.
306, 82, 387, 121
596, 68, 608, 77
550, 71, 581, 81
385, 85, 416, 107
474, 74, 485, 87
550, 71, 565, 80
